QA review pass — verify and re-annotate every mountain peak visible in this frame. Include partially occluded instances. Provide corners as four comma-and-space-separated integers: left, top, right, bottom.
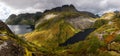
44, 4, 77, 13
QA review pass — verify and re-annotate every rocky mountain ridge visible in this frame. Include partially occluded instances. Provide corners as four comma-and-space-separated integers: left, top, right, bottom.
5, 4, 97, 25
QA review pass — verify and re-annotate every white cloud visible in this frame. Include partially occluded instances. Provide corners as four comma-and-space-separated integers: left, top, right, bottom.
0, 3, 11, 21
1, 0, 120, 13
100, 0, 108, 8
0, 0, 120, 21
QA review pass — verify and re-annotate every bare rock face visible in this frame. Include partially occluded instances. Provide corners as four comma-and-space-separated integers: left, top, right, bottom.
66, 16, 94, 30
0, 20, 25, 56
0, 40, 25, 56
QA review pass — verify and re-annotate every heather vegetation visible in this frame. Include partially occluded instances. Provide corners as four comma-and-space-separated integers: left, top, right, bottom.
1, 5, 120, 56
93, 19, 108, 28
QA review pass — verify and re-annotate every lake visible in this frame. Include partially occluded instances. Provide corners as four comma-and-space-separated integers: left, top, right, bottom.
8, 25, 32, 34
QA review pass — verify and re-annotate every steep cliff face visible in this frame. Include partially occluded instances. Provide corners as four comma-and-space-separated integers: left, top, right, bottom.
66, 16, 94, 30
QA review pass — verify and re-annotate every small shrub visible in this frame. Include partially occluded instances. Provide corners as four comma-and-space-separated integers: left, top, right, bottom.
93, 19, 108, 28
114, 34, 120, 42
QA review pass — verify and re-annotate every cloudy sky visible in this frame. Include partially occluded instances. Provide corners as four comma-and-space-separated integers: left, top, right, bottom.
0, 0, 120, 21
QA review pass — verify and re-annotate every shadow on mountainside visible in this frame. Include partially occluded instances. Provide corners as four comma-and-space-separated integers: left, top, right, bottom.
59, 28, 96, 46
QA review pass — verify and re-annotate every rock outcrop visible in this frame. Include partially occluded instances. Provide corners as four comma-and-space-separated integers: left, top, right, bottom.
0, 20, 25, 56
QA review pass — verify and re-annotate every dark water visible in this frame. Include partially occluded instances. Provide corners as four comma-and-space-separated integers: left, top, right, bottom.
59, 28, 96, 46
8, 25, 32, 34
